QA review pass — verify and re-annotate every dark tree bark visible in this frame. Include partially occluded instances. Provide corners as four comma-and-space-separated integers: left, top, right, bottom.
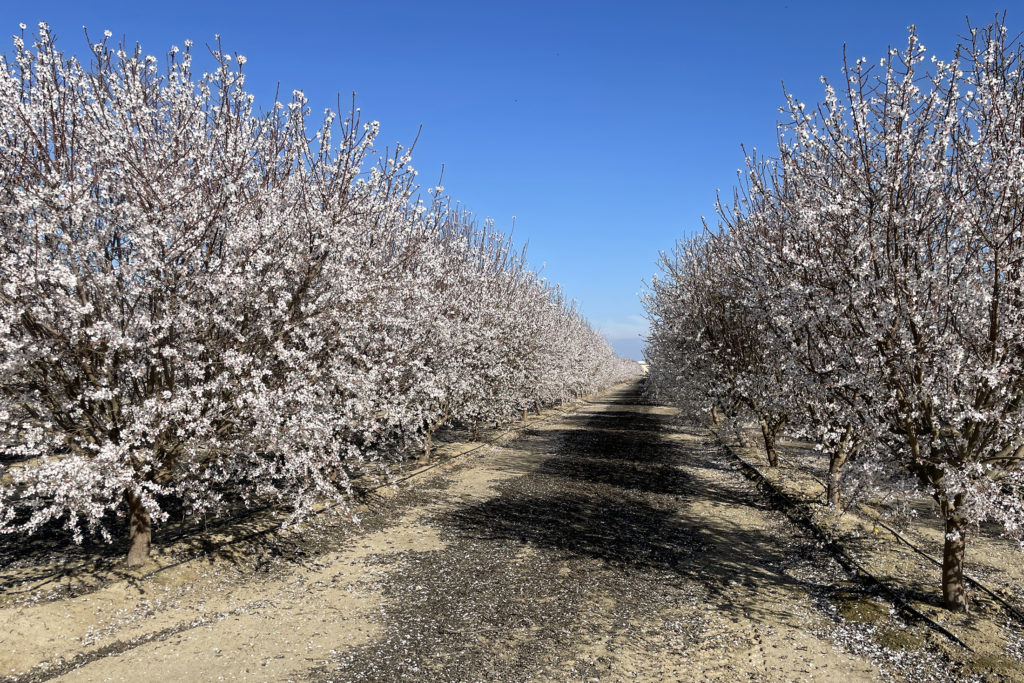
707, 405, 722, 441
826, 452, 847, 508
423, 412, 451, 461
126, 491, 151, 568
759, 418, 784, 467
941, 495, 968, 611
826, 428, 854, 508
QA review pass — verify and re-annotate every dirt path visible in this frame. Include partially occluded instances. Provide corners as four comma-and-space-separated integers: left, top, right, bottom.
308, 383, 919, 682
3, 382, 965, 681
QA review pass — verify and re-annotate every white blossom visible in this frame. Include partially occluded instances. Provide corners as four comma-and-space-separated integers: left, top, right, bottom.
0, 26, 640, 560
645, 20, 1024, 611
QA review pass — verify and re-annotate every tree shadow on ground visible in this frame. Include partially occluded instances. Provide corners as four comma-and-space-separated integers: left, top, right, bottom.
439, 385, 858, 624
549, 401, 770, 509
0, 495, 330, 602
444, 488, 796, 601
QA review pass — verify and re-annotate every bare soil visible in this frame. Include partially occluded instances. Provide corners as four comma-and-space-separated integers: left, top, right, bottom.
729, 435, 1024, 681
1, 382, 1021, 681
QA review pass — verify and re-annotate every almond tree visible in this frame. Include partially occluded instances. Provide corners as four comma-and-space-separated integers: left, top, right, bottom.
645, 230, 792, 467
775, 22, 1024, 610
646, 19, 1024, 611
0, 25, 640, 565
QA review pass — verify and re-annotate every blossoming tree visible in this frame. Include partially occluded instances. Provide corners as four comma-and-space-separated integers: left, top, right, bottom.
646, 19, 1024, 611
0, 25, 640, 566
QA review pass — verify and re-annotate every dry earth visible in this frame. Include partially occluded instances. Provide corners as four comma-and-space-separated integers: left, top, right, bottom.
1, 381, 1021, 681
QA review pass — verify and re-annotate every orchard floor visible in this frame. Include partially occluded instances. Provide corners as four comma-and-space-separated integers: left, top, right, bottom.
2, 382, 1020, 681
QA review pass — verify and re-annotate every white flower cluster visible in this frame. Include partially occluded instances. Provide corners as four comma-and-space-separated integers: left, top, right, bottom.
0, 26, 640, 560
645, 21, 1024, 611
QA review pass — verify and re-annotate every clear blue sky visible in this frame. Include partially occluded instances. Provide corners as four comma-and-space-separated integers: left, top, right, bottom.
2, 1, 1011, 359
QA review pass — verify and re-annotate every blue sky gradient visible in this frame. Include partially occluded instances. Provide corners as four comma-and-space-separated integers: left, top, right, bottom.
2, 1, 1012, 358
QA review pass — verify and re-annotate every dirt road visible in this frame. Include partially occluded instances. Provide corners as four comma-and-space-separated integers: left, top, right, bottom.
3, 382, 963, 681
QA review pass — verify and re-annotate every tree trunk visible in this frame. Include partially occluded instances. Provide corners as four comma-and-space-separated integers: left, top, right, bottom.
423, 413, 450, 460
827, 426, 854, 508
826, 455, 844, 507
707, 406, 721, 441
942, 498, 968, 611
534, 400, 542, 415
759, 419, 779, 467
126, 491, 151, 568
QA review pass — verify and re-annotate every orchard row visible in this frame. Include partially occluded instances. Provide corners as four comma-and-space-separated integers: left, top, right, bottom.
644, 20, 1024, 611
0, 25, 640, 564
